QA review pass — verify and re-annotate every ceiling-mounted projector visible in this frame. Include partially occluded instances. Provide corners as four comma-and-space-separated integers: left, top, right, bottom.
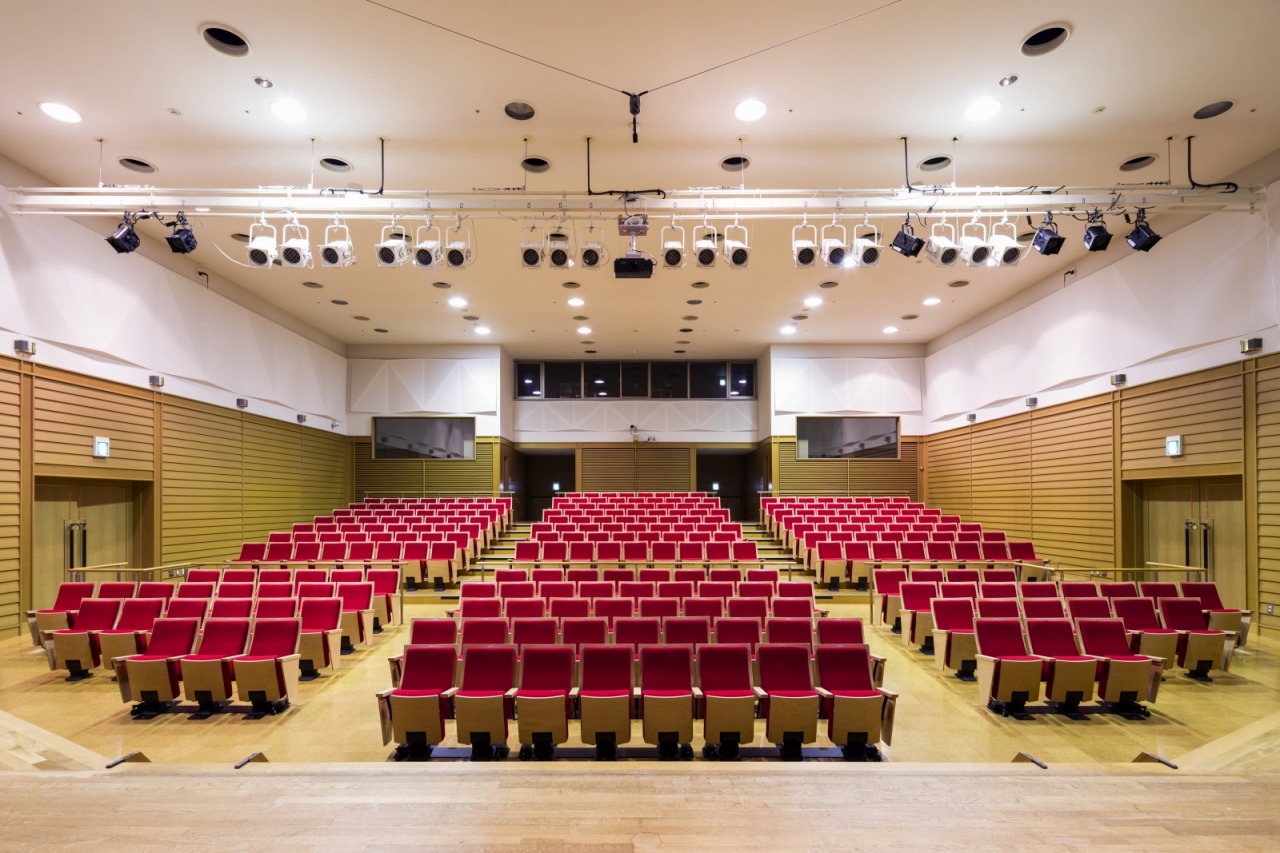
614, 254, 653, 278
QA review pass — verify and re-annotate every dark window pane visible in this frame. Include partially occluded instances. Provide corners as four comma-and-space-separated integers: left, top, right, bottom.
729, 362, 754, 398
543, 362, 582, 399
690, 362, 727, 399
621, 362, 649, 397
516, 362, 542, 397
650, 362, 688, 398
585, 361, 621, 398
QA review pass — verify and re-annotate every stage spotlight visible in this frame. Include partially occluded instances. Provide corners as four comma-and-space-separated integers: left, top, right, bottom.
819, 222, 845, 268
246, 220, 278, 267
1084, 220, 1112, 252
581, 240, 608, 268
319, 221, 355, 267
106, 214, 140, 253
445, 219, 473, 268
988, 220, 1025, 266
890, 218, 924, 257
164, 212, 197, 254
413, 223, 443, 268
279, 220, 310, 267
958, 223, 992, 266
848, 224, 881, 268
1126, 209, 1161, 252
924, 224, 960, 267
792, 222, 818, 268
1031, 214, 1065, 255
723, 223, 750, 267
548, 234, 573, 268
520, 237, 545, 268
375, 225, 412, 267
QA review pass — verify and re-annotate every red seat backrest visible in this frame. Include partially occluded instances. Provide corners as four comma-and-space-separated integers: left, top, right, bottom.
458, 645, 517, 692
460, 618, 508, 646
97, 581, 138, 599
758, 643, 815, 692
980, 582, 1017, 599
255, 598, 298, 619
510, 617, 558, 649
1077, 618, 1138, 658
503, 598, 545, 619
409, 618, 458, 645
113, 597, 164, 631
399, 644, 457, 692
578, 644, 633, 692
1021, 598, 1066, 619
765, 617, 813, 648
192, 618, 251, 656
1066, 598, 1112, 621
614, 617, 661, 650
1025, 618, 1082, 656
664, 616, 711, 647
713, 617, 762, 650
816, 618, 865, 645
1159, 597, 1213, 631
1099, 582, 1138, 600
69, 598, 122, 631
560, 617, 608, 650
1180, 582, 1227, 610
931, 597, 975, 632
1113, 597, 1163, 631
815, 643, 876, 692
300, 597, 342, 631
519, 645, 574, 691
639, 644, 693, 692
592, 597, 633, 627
1141, 582, 1181, 600
975, 618, 1029, 657
139, 617, 200, 657
696, 644, 753, 692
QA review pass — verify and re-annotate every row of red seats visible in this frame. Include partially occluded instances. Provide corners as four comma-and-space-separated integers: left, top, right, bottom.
463, 577, 815, 602
454, 595, 821, 624
489, 566, 783, 585
414, 615, 856, 654
532, 521, 742, 534
284, 524, 487, 538
379, 641, 896, 761
512, 540, 762, 568
113, 616, 304, 718
528, 531, 746, 545
43, 596, 364, 684
233, 540, 461, 587
819, 542, 1042, 589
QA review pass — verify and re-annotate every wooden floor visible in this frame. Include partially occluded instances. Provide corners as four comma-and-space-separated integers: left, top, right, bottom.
2, 598, 1279, 849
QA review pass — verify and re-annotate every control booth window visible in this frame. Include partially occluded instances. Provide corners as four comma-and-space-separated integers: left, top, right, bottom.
516, 360, 754, 401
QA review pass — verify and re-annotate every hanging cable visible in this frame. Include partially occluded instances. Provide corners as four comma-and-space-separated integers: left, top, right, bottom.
1186, 136, 1239, 192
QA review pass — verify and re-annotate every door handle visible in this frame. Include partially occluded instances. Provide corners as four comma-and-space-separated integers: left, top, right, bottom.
1201, 521, 1212, 579
1183, 519, 1197, 566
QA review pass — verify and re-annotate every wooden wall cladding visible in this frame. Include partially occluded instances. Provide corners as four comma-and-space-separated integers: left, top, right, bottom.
32, 376, 153, 477
159, 401, 351, 564
1120, 368, 1243, 474
579, 445, 694, 493
1253, 362, 1280, 631
774, 438, 919, 499
353, 438, 497, 497
924, 399, 1113, 568
0, 369, 20, 633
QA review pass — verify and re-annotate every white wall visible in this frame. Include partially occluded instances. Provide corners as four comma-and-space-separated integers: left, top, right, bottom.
347, 353, 502, 436
512, 399, 756, 443
0, 182, 348, 426
766, 344, 928, 436
923, 180, 1280, 432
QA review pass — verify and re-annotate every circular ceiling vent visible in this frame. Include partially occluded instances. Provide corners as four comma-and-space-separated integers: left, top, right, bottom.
319, 157, 352, 173
720, 155, 750, 172
504, 101, 536, 121
918, 155, 951, 172
201, 25, 250, 57
1020, 24, 1070, 57
1193, 100, 1235, 120
1119, 154, 1157, 172
119, 157, 156, 174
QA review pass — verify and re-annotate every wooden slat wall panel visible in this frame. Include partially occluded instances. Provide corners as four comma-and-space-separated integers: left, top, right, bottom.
241, 416, 304, 541
160, 401, 246, 563
302, 431, 350, 519
353, 439, 496, 497
1029, 401, 1114, 567
0, 369, 20, 632
1254, 364, 1280, 630
32, 377, 153, 475
969, 419, 1032, 539
924, 431, 972, 518
1120, 374, 1243, 473
635, 446, 693, 492
775, 438, 919, 499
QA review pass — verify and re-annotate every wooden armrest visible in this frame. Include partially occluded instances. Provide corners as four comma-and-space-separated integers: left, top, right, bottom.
504, 688, 519, 700
691, 687, 703, 699
976, 654, 997, 664
815, 686, 833, 699
568, 687, 580, 699
631, 687, 642, 699
376, 687, 394, 699
441, 687, 459, 699
752, 686, 767, 699
878, 688, 899, 700
387, 654, 405, 665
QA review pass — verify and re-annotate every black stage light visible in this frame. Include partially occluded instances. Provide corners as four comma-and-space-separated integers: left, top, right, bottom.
891, 228, 924, 257
165, 213, 197, 254
1083, 223, 1111, 252
106, 215, 140, 254
1032, 215, 1065, 255
1126, 211, 1161, 252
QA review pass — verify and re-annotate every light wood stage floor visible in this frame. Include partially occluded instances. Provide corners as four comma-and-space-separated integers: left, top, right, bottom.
2, 598, 1278, 850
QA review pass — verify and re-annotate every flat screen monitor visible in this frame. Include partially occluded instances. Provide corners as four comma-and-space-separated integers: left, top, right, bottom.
796, 416, 899, 459
372, 417, 476, 460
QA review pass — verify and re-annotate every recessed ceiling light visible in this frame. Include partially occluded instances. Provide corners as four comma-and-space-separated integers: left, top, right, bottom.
374, 328, 388, 333
504, 101, 536, 121
1020, 24, 1070, 57
353, 315, 370, 321
432, 281, 452, 289
676, 340, 691, 345
790, 316, 807, 322
580, 340, 594, 345
882, 326, 899, 334
302, 281, 323, 289
583, 350, 597, 355
803, 296, 823, 308
691, 281, 710, 289
270, 99, 307, 123
254, 76, 273, 89
38, 102, 82, 123
118, 157, 156, 174
567, 297, 585, 307
448, 296, 468, 308
319, 157, 352, 173
964, 97, 1002, 122
1193, 99, 1235, 120
462, 315, 480, 322
999, 75, 1018, 87
687, 299, 703, 306
734, 98, 767, 121
573, 315, 589, 322
230, 232, 250, 243
331, 299, 348, 306
720, 155, 750, 172
682, 315, 699, 321
673, 349, 687, 354
201, 25, 250, 57
679, 327, 694, 333
577, 326, 592, 335
923, 297, 942, 306
1119, 154, 1157, 172
194, 206, 210, 212
900, 314, 918, 321
561, 281, 581, 289
918, 155, 952, 172
780, 325, 797, 335
474, 325, 491, 335
819, 280, 839, 289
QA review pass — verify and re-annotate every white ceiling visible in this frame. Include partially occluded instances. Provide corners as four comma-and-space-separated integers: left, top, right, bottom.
4, 0, 1279, 360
